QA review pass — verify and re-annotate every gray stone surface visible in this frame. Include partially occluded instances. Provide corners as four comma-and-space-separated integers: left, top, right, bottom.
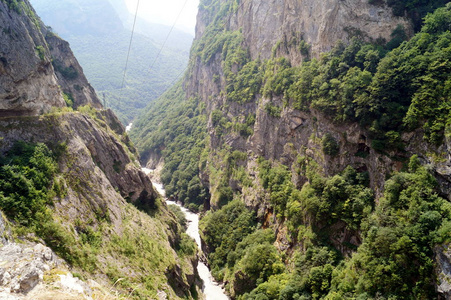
436, 245, 451, 298
0, 0, 102, 117
0, 0, 64, 116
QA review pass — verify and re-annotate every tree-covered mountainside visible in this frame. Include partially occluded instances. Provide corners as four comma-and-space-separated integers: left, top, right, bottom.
132, 0, 451, 299
30, 0, 192, 124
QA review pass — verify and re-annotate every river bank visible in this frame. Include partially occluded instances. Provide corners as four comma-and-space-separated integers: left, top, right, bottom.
142, 168, 228, 300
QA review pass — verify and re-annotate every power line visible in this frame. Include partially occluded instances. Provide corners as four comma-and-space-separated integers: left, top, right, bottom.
120, 0, 141, 97
123, 0, 249, 117
148, 0, 190, 73
148, 0, 249, 101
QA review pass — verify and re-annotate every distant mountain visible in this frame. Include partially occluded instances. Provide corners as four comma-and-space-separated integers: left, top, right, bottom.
30, 0, 193, 123
30, 0, 123, 36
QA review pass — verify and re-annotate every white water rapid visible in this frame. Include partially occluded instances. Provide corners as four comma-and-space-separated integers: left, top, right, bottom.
142, 168, 229, 300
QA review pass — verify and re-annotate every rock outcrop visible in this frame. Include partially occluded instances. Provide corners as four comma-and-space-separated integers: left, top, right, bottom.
0, 0, 103, 117
0, 241, 104, 300
0, 0, 64, 116
0, 111, 157, 228
196, 0, 412, 61
436, 244, 451, 299
46, 33, 102, 109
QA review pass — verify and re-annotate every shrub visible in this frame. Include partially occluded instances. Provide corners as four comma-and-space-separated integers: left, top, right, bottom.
321, 133, 339, 156
35, 45, 45, 61
265, 103, 282, 117
63, 92, 74, 108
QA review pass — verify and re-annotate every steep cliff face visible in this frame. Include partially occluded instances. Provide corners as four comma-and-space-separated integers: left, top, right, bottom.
0, 0, 64, 116
190, 0, 412, 103
188, 0, 416, 201
46, 33, 103, 109
197, 0, 412, 60
0, 112, 154, 225
0, 1, 199, 298
0, 0, 102, 117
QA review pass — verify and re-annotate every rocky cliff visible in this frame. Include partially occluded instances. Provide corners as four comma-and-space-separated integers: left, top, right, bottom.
197, 0, 412, 61
0, 0, 102, 117
186, 0, 418, 205
0, 0, 199, 298
0, 0, 63, 116
46, 33, 103, 109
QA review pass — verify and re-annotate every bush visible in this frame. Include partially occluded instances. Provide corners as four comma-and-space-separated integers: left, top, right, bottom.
63, 92, 74, 108
35, 45, 45, 61
0, 142, 56, 225
265, 103, 282, 117
321, 133, 339, 156
52, 59, 79, 80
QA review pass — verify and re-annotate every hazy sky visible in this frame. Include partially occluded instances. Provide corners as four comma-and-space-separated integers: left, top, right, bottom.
124, 0, 200, 35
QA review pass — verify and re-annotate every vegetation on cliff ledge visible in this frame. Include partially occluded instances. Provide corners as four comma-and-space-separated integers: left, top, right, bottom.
199, 156, 451, 299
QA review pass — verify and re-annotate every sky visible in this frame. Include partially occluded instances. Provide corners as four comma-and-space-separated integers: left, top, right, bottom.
124, 0, 200, 35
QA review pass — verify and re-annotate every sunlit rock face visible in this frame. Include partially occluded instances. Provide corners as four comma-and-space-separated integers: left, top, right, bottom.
435, 244, 451, 299
0, 0, 102, 117
0, 0, 64, 116
195, 0, 412, 62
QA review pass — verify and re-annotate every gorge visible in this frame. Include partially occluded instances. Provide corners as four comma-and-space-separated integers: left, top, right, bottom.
145, 169, 229, 300
131, 0, 451, 298
2, 0, 451, 299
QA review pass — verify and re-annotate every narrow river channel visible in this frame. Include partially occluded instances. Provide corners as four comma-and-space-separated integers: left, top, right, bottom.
142, 168, 229, 300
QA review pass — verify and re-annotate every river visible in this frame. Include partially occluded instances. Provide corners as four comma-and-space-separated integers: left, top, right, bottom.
142, 168, 229, 300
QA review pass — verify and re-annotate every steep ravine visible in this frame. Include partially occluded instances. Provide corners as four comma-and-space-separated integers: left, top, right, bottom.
143, 168, 229, 300
131, 0, 451, 298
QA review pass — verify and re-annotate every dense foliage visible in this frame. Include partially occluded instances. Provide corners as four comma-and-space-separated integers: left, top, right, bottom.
0, 142, 94, 267
200, 200, 257, 280
0, 142, 57, 226
201, 156, 451, 299
131, 83, 210, 211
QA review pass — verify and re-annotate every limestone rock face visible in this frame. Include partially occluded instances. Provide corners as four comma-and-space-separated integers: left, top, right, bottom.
0, 0, 102, 117
46, 34, 102, 109
0, 242, 95, 299
0, 0, 65, 116
435, 244, 451, 299
0, 213, 10, 245
0, 112, 157, 229
196, 0, 412, 61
